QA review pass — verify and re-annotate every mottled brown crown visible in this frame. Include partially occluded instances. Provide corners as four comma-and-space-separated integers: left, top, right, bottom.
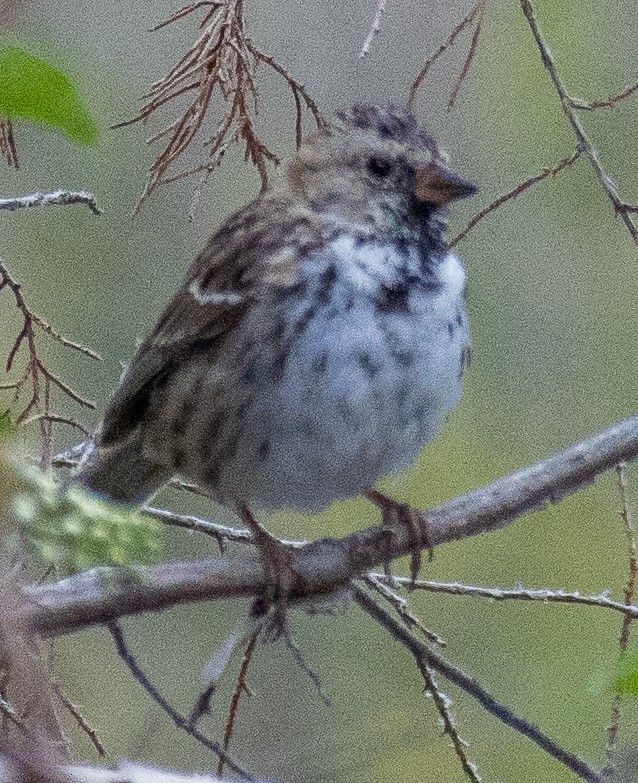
332, 104, 442, 160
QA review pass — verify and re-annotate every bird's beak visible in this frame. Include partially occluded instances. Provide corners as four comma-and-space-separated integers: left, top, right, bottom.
414, 163, 477, 206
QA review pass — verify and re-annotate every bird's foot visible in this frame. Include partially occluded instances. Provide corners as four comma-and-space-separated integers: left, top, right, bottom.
366, 490, 433, 584
240, 506, 296, 638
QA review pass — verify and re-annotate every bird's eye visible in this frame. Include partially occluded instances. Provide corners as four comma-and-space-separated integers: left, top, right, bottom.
367, 157, 392, 178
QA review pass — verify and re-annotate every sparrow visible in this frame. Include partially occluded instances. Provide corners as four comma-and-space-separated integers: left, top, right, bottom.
76, 104, 476, 606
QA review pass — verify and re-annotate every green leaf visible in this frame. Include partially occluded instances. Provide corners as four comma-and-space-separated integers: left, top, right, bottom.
613, 653, 638, 696
0, 44, 98, 145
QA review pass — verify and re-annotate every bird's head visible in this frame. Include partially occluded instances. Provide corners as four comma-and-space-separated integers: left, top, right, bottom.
284, 104, 476, 227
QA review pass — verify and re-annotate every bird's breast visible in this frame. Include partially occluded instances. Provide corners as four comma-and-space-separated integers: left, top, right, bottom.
208, 240, 469, 511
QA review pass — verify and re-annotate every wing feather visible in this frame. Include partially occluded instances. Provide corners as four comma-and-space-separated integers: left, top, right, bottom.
97, 193, 323, 447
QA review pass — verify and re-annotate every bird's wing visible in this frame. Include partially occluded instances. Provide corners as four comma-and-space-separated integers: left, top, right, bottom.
97, 194, 321, 447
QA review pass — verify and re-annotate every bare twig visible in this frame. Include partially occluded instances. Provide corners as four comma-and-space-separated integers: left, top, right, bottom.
217, 632, 258, 777
376, 576, 638, 619
408, 1, 484, 110
52, 682, 106, 757
447, 2, 485, 110
282, 630, 332, 707
605, 463, 637, 771
571, 80, 638, 111
0, 120, 18, 168
451, 147, 583, 246
108, 622, 253, 781
520, 0, 638, 246
363, 574, 446, 646
1, 258, 99, 463
353, 585, 605, 783
24, 414, 91, 438
417, 660, 481, 783
359, 0, 387, 58
0, 190, 102, 215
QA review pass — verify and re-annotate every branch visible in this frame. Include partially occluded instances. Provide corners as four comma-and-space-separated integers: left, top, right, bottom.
521, 0, 638, 246
605, 463, 637, 772
359, 0, 387, 58
29, 413, 638, 637
108, 622, 253, 781
352, 584, 605, 783
0, 190, 102, 215
451, 146, 583, 246
374, 576, 638, 618
1, 261, 99, 465
408, 2, 484, 110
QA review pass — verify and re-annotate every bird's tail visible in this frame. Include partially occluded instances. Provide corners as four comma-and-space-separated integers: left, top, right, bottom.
74, 437, 172, 506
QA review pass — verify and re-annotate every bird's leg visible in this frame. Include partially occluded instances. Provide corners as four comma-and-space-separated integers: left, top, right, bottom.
366, 490, 433, 584
239, 505, 295, 635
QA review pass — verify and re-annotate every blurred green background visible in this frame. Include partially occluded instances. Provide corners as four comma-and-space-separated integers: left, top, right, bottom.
2, 0, 638, 780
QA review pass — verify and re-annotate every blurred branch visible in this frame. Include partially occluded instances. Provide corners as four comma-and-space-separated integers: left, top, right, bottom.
520, 0, 638, 246
416, 658, 481, 782
0, 190, 102, 214
359, 0, 387, 58
33, 413, 638, 636
0, 122, 18, 168
108, 622, 253, 781
217, 632, 258, 778
352, 584, 605, 783
571, 79, 638, 111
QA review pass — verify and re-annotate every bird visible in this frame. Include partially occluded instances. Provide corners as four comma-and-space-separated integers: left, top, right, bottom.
76, 104, 476, 613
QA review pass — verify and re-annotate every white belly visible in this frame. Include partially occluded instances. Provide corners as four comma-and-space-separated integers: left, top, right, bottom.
213, 250, 469, 511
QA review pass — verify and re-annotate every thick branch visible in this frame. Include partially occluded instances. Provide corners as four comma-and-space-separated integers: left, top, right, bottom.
27, 414, 638, 637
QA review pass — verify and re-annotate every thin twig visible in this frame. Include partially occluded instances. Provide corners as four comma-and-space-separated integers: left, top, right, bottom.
359, 0, 387, 58
521, 0, 638, 246
451, 146, 583, 246
0, 120, 18, 168
1, 258, 98, 463
571, 80, 638, 111
447, 2, 485, 110
374, 576, 638, 619
30, 313, 101, 360
108, 622, 253, 781
408, 2, 484, 110
417, 660, 481, 783
363, 575, 446, 646
353, 585, 605, 783
52, 681, 106, 757
217, 632, 258, 778
24, 414, 91, 438
605, 463, 637, 771
282, 630, 332, 707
